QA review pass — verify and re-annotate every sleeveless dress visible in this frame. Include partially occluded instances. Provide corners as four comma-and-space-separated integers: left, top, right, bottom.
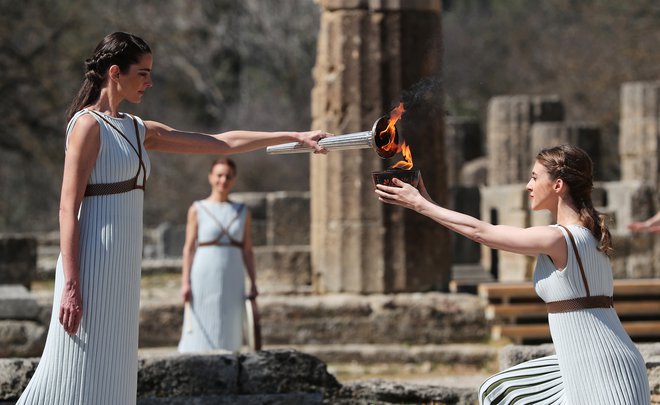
177, 200, 248, 353
479, 224, 650, 404
18, 109, 150, 405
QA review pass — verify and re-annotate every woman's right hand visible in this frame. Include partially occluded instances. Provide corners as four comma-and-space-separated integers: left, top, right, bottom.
59, 279, 82, 335
296, 130, 332, 154
181, 283, 192, 303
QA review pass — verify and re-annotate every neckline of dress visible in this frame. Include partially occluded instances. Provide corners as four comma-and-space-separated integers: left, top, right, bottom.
86, 109, 128, 120
558, 223, 590, 232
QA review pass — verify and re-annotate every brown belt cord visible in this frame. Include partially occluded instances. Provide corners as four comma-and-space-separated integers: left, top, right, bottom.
196, 202, 245, 249
546, 225, 613, 314
557, 224, 590, 297
84, 111, 146, 197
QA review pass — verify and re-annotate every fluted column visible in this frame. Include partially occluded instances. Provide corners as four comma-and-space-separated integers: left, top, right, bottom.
310, 0, 448, 293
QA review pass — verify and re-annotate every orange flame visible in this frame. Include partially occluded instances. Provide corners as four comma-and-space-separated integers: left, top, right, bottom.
378, 102, 414, 170
379, 102, 405, 154
391, 140, 413, 170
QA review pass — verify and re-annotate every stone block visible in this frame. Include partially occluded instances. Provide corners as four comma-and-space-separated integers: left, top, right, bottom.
480, 185, 529, 213
1, 350, 341, 404
254, 246, 312, 294
459, 157, 488, 187
0, 285, 40, 320
259, 293, 487, 345
266, 192, 310, 246
238, 349, 340, 395
486, 95, 563, 185
139, 302, 183, 348
158, 223, 187, 258
0, 357, 39, 401
0, 235, 37, 289
138, 353, 240, 397
0, 320, 46, 358
337, 379, 477, 404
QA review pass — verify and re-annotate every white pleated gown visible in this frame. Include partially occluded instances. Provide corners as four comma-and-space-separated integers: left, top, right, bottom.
479, 224, 650, 405
18, 109, 150, 405
178, 201, 247, 353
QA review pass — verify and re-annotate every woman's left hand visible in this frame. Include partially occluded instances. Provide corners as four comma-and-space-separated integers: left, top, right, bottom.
375, 178, 426, 211
297, 130, 331, 154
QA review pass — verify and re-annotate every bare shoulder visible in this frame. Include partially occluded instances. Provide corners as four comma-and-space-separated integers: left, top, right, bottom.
70, 113, 100, 135
68, 113, 100, 149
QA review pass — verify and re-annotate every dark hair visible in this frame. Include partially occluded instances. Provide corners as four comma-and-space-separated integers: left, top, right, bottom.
209, 157, 237, 176
536, 144, 613, 257
66, 32, 151, 121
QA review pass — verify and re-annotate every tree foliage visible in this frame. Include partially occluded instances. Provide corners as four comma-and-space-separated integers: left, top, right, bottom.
0, 0, 319, 231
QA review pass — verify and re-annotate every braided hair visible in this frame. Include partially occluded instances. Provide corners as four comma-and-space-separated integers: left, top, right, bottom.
66, 32, 151, 121
536, 144, 613, 257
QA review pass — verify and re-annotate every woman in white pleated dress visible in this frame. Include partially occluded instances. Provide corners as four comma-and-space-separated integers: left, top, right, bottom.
17, 32, 328, 405
178, 157, 257, 352
374, 144, 650, 404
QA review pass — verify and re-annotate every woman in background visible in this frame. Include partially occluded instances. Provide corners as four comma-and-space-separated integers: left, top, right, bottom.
178, 157, 256, 352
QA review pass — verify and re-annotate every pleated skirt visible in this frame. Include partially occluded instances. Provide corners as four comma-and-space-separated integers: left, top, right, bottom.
479, 355, 567, 405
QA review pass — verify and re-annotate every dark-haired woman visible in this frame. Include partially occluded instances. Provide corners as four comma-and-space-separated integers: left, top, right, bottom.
17, 32, 328, 405
177, 157, 255, 353
375, 144, 650, 404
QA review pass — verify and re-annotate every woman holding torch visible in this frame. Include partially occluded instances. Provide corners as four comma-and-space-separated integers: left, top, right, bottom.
375, 144, 650, 404
17, 31, 328, 405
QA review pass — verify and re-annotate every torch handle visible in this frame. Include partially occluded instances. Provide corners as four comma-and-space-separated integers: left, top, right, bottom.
266, 131, 373, 155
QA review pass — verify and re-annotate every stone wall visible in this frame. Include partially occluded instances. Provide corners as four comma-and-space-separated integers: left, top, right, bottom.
139, 292, 488, 348
0, 349, 478, 404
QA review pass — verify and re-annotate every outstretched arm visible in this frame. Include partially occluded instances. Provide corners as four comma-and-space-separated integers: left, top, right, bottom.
143, 120, 330, 155
628, 211, 660, 233
375, 177, 567, 262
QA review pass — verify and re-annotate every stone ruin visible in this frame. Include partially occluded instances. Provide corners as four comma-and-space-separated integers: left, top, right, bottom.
2, 0, 660, 402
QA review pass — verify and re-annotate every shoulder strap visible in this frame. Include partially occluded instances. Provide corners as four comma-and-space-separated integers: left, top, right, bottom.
197, 202, 245, 245
557, 224, 590, 297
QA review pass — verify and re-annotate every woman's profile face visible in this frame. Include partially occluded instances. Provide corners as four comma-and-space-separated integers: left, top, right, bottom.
208, 163, 236, 194
116, 53, 153, 104
526, 161, 556, 211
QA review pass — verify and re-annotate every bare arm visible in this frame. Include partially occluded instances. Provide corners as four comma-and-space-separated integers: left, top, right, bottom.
241, 211, 258, 299
59, 114, 100, 335
181, 204, 198, 303
629, 211, 660, 233
375, 177, 567, 263
143, 120, 329, 155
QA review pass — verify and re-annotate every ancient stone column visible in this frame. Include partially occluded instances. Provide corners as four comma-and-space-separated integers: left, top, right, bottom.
620, 82, 660, 200
486, 95, 564, 186
310, 0, 448, 293
619, 81, 660, 278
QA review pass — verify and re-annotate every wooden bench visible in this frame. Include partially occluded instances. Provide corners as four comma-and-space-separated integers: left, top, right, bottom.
479, 279, 660, 343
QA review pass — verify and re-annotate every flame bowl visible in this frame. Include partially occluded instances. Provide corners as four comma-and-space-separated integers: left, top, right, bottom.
372, 169, 420, 188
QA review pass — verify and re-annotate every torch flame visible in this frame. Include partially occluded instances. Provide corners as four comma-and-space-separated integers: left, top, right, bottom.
379, 102, 405, 154
391, 140, 413, 170
378, 102, 414, 169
